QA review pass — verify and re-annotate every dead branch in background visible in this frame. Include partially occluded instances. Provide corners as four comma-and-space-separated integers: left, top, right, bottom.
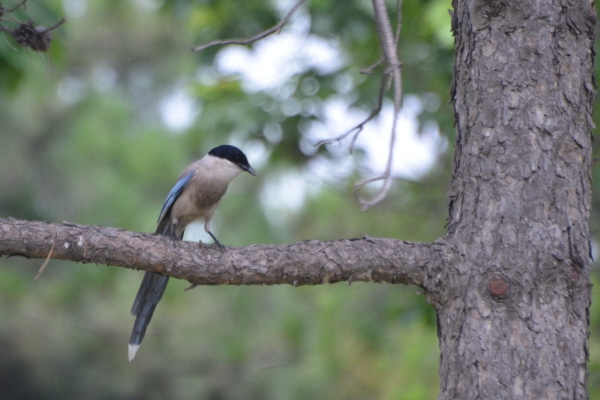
314, 75, 388, 152
0, 0, 27, 18
192, 0, 404, 211
191, 0, 306, 52
314, 0, 403, 211
353, 0, 403, 210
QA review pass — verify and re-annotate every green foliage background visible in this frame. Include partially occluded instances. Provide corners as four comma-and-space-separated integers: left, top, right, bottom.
0, 0, 598, 398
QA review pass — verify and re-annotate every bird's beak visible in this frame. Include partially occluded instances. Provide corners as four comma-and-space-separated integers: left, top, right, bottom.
245, 165, 257, 176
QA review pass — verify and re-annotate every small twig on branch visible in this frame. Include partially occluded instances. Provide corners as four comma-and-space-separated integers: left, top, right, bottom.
41, 17, 65, 32
360, 57, 383, 75
314, 75, 388, 152
191, 0, 306, 52
349, 76, 390, 152
35, 234, 56, 280
353, 109, 398, 211
1, 0, 27, 16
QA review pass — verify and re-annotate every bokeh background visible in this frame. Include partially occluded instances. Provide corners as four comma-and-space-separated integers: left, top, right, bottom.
0, 0, 598, 399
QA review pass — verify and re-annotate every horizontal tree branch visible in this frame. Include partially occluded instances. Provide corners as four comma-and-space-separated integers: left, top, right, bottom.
0, 218, 444, 291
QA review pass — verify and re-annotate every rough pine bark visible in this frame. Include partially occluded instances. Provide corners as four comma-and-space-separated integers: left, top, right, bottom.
432, 0, 596, 398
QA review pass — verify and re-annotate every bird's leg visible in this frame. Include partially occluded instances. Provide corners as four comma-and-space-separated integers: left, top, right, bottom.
170, 222, 179, 247
207, 231, 225, 251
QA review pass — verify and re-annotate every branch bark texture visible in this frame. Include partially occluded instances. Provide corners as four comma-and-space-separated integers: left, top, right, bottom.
0, 218, 442, 289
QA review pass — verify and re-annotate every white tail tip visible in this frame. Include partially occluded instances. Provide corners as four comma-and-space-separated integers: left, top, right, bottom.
128, 344, 140, 362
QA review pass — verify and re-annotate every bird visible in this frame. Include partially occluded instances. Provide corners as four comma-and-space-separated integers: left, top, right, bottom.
128, 144, 256, 361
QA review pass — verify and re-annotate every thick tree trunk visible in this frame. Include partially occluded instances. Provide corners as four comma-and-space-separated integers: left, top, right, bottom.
434, 0, 596, 398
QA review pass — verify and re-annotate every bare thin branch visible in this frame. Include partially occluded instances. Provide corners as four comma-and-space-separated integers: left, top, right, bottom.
314, 75, 388, 152
354, 110, 398, 210
350, 74, 391, 152
40, 17, 65, 33
373, 0, 402, 113
360, 57, 383, 75
359, 0, 399, 75
314, 0, 403, 210
4, 0, 27, 13
353, 0, 403, 210
394, 0, 402, 46
191, 0, 306, 52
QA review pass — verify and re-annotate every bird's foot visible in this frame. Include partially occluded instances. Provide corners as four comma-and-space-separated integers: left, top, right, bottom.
207, 231, 225, 251
197, 239, 225, 251
212, 241, 226, 251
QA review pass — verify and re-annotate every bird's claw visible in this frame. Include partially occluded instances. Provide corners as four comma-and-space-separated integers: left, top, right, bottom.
199, 240, 225, 251
207, 231, 225, 251
212, 241, 226, 251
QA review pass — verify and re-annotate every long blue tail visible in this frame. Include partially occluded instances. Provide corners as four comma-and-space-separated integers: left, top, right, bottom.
128, 219, 180, 361
128, 272, 170, 361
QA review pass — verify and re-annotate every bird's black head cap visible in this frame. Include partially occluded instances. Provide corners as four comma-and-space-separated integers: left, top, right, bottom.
209, 145, 257, 176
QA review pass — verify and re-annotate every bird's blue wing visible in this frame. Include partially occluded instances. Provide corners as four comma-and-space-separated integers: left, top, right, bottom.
156, 169, 196, 225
